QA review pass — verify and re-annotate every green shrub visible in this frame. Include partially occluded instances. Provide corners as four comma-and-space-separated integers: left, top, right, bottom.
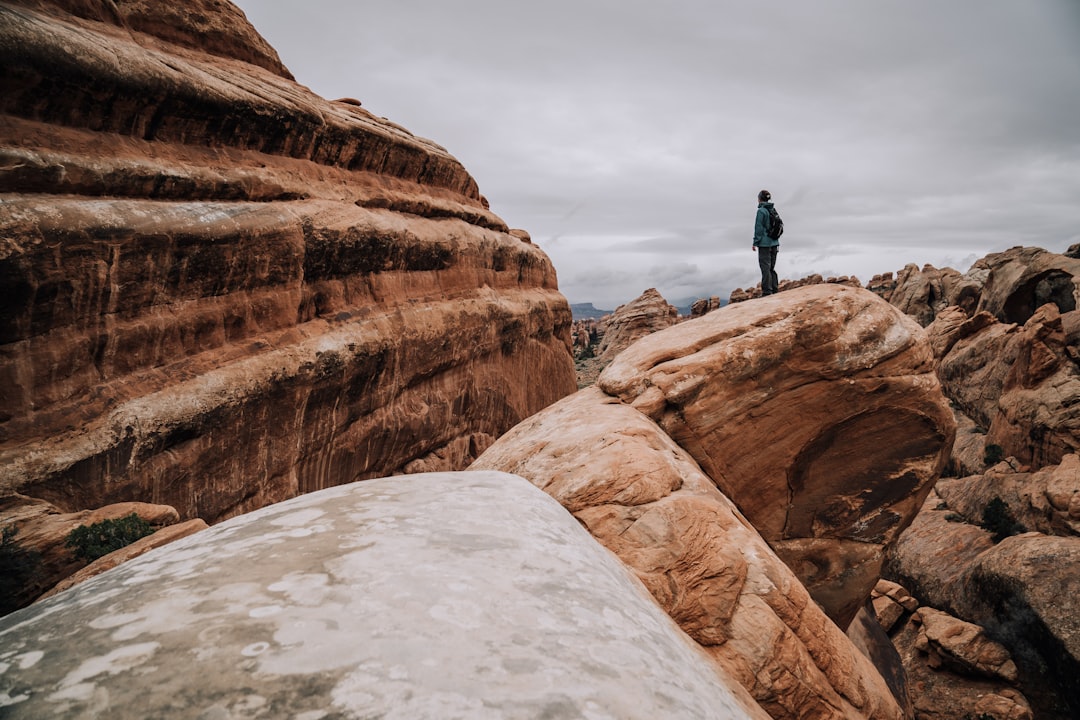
981, 496, 1025, 543
1, 525, 42, 616
984, 443, 1005, 466
65, 513, 155, 562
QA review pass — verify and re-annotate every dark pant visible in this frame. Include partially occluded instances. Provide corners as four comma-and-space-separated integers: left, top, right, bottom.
758, 245, 779, 295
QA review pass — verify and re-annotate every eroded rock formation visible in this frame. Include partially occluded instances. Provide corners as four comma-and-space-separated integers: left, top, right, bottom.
598, 284, 954, 630
0, 1, 576, 525
886, 480, 1080, 719
0, 472, 766, 719
472, 388, 906, 720
574, 287, 678, 387
475, 283, 957, 719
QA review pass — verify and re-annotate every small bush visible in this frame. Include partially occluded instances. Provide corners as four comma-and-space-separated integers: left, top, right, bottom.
65, 513, 155, 562
981, 496, 1025, 543
1, 525, 42, 616
944, 512, 966, 523
984, 443, 1005, 466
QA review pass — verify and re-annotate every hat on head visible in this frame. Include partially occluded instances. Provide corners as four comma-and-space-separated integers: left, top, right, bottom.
758, 189, 771, 202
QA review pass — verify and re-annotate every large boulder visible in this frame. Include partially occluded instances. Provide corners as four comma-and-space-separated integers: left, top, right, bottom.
594, 287, 679, 363
597, 284, 955, 629
0, 1, 576, 523
934, 454, 1080, 538
472, 388, 905, 720
575, 287, 678, 387
0, 472, 766, 719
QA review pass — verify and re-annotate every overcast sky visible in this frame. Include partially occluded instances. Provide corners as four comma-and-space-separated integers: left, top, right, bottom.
234, 1, 1080, 309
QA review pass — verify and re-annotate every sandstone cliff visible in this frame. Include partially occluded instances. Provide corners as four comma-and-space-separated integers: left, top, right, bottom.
0, 1, 576, 527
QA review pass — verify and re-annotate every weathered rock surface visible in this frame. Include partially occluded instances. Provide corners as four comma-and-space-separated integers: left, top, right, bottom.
879, 264, 972, 327
0, 471, 766, 720
472, 388, 905, 720
934, 303, 1080, 469
598, 284, 955, 629
887, 490, 1080, 719
972, 246, 1080, 326
573, 287, 678, 387
935, 454, 1080, 538
890, 608, 1032, 720
0, 1, 576, 524
594, 288, 678, 362
0, 496, 182, 610
862, 579, 1032, 720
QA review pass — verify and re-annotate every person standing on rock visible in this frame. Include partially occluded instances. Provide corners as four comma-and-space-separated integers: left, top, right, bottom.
752, 189, 781, 295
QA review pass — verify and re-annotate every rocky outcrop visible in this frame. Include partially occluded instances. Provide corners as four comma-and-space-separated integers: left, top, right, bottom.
890, 608, 1032, 720
932, 303, 1080, 469
0, 471, 767, 719
474, 284, 957, 719
877, 264, 974, 327
598, 284, 954, 629
887, 486, 1080, 719
574, 287, 678, 387
864, 580, 1033, 720
973, 246, 1080, 326
472, 388, 905, 720
594, 288, 678, 361
934, 454, 1080, 538
0, 496, 188, 610
0, 1, 576, 525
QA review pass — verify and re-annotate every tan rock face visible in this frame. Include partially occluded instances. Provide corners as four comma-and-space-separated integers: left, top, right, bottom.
573, 287, 678, 387
472, 387, 905, 720
935, 303, 1080, 469
598, 284, 955, 628
0, 2, 576, 523
972, 246, 1080, 326
595, 287, 678, 363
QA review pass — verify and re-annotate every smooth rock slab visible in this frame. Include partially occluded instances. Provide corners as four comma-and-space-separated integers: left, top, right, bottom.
0, 471, 760, 720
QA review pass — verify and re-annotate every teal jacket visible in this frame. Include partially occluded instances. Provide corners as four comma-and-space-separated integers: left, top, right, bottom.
753, 202, 779, 248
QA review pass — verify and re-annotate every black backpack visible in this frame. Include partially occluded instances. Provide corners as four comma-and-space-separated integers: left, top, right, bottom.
766, 206, 784, 240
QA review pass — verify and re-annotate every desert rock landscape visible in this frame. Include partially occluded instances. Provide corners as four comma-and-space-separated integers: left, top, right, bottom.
1, 2, 1078, 719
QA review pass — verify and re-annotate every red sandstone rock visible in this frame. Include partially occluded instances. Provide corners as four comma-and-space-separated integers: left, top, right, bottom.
598, 284, 955, 629
887, 489, 1080, 718
472, 387, 905, 720
889, 608, 1032, 720
0, 1, 576, 528
0, 496, 182, 608
572, 288, 678, 388
935, 303, 1080, 469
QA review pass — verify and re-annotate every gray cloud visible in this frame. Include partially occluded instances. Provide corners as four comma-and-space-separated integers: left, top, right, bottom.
236, 0, 1080, 306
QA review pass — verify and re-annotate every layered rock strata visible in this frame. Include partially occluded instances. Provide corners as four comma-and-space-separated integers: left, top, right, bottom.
0, 472, 766, 719
0, 1, 576, 523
